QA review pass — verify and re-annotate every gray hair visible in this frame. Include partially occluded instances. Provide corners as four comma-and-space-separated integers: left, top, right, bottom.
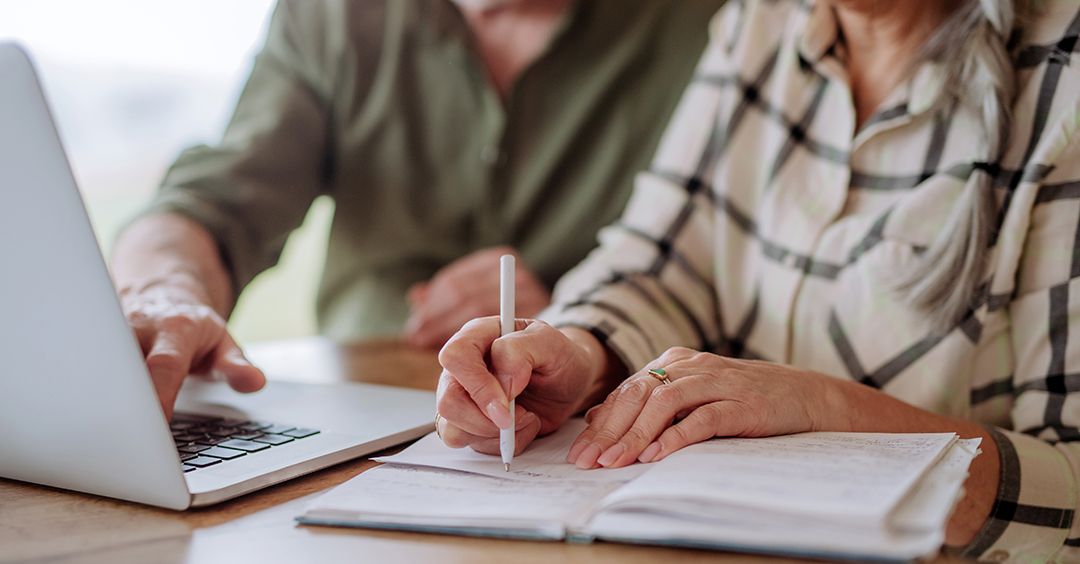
895, 0, 1029, 332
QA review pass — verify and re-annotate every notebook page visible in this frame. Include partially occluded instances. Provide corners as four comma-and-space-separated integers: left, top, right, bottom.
584, 437, 978, 561
301, 464, 616, 536
375, 418, 648, 483
891, 437, 981, 531
599, 432, 956, 523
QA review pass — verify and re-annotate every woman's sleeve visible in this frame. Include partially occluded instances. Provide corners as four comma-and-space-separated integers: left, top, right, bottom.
963, 111, 1080, 562
538, 13, 735, 372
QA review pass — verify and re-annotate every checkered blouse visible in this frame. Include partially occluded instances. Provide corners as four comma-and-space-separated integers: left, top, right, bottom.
540, 0, 1080, 560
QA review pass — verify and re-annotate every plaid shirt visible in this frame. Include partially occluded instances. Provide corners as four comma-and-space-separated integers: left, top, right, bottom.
541, 0, 1080, 560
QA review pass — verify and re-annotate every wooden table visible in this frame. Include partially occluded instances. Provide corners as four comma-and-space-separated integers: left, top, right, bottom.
0, 338, 951, 563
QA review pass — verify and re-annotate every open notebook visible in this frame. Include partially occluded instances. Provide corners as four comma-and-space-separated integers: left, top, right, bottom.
299, 419, 979, 561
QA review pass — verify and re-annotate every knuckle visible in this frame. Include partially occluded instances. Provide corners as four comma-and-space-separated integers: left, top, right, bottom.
441, 426, 471, 449
697, 405, 724, 430
623, 426, 653, 447
619, 378, 651, 403
649, 383, 684, 410
666, 424, 691, 446
592, 429, 622, 445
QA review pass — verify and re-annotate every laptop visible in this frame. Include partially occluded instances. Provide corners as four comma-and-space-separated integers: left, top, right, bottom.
0, 43, 436, 510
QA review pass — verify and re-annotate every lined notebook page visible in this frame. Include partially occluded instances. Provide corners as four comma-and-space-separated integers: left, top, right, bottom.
600, 432, 956, 523
302, 464, 613, 536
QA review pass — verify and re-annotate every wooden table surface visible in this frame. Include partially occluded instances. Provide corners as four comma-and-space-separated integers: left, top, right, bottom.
0, 338, 956, 563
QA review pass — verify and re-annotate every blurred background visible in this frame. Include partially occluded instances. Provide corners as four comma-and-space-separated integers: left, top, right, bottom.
0, 0, 328, 344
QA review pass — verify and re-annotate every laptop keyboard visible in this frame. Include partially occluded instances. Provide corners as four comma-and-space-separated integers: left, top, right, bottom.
171, 412, 320, 473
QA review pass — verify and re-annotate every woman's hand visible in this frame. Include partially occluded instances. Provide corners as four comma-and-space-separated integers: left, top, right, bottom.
435, 317, 614, 455
568, 347, 841, 469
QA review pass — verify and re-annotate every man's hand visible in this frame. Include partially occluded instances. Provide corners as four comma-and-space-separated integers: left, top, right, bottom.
119, 281, 265, 420
404, 247, 551, 349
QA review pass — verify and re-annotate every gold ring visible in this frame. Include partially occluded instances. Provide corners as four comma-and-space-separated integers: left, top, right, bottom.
434, 412, 443, 439
648, 368, 672, 385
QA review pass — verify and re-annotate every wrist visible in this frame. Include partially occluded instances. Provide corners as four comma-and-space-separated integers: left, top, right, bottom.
813, 374, 861, 432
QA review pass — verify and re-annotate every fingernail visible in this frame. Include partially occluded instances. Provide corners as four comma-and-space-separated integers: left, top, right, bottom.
638, 441, 661, 463
597, 443, 626, 467
566, 440, 588, 463
575, 443, 603, 469
485, 401, 511, 429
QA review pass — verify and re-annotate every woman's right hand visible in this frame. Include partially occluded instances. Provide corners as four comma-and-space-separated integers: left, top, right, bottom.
435, 317, 611, 455
119, 281, 266, 420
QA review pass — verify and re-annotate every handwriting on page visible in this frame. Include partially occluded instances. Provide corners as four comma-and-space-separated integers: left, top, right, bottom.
307, 464, 617, 527
602, 432, 955, 522
376, 418, 648, 483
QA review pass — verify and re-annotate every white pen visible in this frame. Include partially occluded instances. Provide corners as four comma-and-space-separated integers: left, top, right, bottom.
499, 254, 516, 472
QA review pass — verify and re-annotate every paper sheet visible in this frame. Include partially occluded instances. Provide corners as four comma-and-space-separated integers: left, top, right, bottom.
302, 464, 614, 535
585, 437, 979, 561
375, 418, 648, 484
599, 431, 956, 522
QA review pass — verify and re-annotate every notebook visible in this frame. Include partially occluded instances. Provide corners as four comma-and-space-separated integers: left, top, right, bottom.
298, 419, 979, 561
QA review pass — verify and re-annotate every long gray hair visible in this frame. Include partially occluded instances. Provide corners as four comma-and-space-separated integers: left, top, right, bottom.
895, 0, 1030, 332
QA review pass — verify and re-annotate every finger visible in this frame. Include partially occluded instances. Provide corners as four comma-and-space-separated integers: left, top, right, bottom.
436, 372, 500, 436
438, 317, 515, 429
439, 419, 484, 449
598, 375, 713, 468
570, 376, 658, 469
488, 320, 560, 400
146, 331, 199, 420
640, 401, 747, 463
407, 281, 429, 305
456, 410, 542, 456
213, 334, 266, 393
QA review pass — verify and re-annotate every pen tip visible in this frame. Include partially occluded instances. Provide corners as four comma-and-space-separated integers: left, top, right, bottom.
504, 463, 510, 472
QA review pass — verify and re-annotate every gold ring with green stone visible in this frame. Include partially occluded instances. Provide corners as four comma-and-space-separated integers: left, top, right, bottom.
647, 368, 672, 385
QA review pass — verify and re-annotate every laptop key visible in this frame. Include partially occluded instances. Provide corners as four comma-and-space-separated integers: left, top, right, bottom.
252, 434, 294, 446
208, 428, 240, 438
200, 446, 247, 460
197, 436, 230, 446
262, 424, 296, 435
230, 432, 263, 441
182, 465, 197, 472
173, 433, 204, 443
283, 428, 320, 439
185, 456, 222, 468
178, 444, 210, 455
218, 439, 270, 452
179, 453, 197, 462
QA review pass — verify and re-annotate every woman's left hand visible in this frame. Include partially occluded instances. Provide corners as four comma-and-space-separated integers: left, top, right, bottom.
567, 347, 844, 469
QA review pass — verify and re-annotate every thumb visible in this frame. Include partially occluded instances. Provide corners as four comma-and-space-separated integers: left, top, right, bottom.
213, 334, 266, 393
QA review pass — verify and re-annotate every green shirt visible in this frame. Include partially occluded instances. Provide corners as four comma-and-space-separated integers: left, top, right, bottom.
145, 0, 725, 340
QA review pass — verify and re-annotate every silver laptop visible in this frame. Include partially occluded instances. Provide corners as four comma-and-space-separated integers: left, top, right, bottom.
0, 43, 435, 509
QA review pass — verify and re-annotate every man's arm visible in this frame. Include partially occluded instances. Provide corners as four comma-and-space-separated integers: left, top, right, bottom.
110, 213, 265, 420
